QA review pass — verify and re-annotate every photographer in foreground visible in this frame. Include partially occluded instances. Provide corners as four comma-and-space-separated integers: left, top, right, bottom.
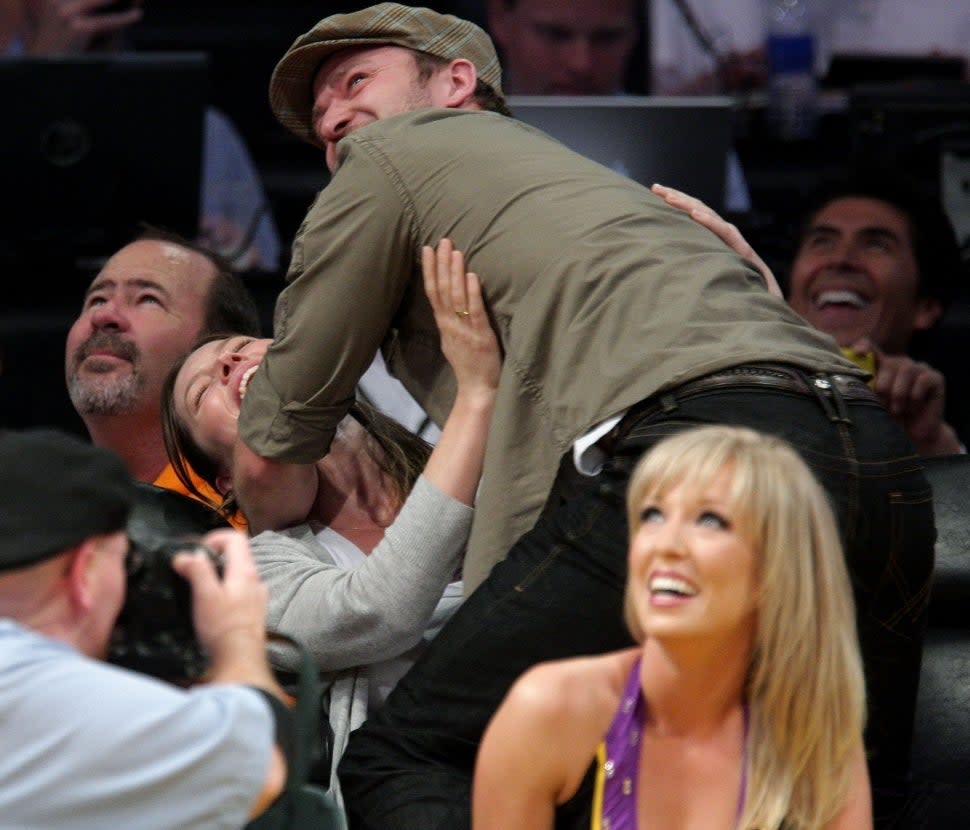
0, 428, 290, 829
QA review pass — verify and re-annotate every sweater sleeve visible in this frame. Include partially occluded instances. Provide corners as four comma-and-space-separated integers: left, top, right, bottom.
252, 475, 471, 672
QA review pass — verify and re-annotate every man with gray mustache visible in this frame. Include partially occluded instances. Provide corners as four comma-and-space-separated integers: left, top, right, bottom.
64, 228, 261, 491
67, 330, 140, 416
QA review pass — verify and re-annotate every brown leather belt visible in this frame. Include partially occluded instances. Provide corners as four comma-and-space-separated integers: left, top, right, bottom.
611, 363, 880, 443
663, 363, 877, 402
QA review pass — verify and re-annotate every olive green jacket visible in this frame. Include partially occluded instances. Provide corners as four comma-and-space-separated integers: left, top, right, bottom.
240, 108, 859, 591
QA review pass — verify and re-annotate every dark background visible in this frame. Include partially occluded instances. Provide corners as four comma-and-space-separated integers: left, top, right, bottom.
3, 1, 969, 442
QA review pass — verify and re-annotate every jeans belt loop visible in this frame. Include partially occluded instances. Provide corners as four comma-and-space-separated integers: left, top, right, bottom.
795, 368, 838, 425
821, 373, 852, 424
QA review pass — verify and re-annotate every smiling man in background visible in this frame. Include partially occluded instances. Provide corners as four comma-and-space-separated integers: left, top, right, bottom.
786, 171, 964, 455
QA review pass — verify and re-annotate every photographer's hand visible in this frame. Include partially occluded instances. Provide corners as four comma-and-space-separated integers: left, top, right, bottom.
651, 182, 783, 298
172, 529, 282, 695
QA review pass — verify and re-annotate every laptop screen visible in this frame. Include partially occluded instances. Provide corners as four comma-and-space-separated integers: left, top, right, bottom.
2, 53, 207, 270
507, 95, 735, 212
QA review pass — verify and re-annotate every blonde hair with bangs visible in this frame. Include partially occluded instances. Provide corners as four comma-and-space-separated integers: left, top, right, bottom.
623, 425, 866, 830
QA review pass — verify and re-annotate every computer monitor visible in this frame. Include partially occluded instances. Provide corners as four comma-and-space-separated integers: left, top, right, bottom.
507, 95, 735, 212
2, 53, 208, 271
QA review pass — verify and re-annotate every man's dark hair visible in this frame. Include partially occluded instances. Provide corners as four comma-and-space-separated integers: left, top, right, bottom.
798, 168, 965, 314
412, 51, 512, 117
136, 225, 263, 338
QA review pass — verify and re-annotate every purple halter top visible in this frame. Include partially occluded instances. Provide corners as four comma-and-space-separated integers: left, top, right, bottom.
594, 657, 749, 830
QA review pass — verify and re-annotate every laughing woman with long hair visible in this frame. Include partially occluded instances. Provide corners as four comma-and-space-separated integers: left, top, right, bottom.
161, 241, 500, 801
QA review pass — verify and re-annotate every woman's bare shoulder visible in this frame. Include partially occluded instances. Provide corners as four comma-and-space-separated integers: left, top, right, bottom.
481, 648, 641, 805
505, 648, 641, 722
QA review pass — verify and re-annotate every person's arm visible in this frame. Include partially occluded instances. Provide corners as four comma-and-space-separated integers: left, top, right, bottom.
253, 239, 500, 671
254, 479, 471, 671
473, 663, 599, 830
419, 238, 500, 505
4, 629, 283, 827
233, 143, 416, 528
822, 743, 873, 830
173, 528, 291, 817
650, 182, 783, 298
231, 440, 319, 535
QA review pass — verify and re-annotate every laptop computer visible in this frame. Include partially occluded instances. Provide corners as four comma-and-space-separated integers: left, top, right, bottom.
2, 53, 207, 270
507, 95, 735, 212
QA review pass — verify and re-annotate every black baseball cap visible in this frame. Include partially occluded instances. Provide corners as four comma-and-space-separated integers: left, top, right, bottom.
0, 429, 135, 571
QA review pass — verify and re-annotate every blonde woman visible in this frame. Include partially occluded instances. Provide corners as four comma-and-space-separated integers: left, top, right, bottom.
473, 426, 870, 830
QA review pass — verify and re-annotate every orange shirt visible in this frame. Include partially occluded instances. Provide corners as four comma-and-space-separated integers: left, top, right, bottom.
153, 462, 249, 532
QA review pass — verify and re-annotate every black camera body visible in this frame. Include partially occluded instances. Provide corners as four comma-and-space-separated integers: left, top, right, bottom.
109, 539, 222, 682
108, 483, 228, 682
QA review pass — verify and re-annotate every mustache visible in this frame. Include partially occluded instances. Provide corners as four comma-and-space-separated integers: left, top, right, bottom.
73, 332, 139, 366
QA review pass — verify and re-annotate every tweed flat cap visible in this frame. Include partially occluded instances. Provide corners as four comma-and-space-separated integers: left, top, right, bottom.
270, 2, 503, 147
0, 429, 134, 571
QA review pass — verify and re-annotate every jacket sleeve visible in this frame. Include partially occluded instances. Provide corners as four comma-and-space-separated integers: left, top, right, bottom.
238, 136, 418, 463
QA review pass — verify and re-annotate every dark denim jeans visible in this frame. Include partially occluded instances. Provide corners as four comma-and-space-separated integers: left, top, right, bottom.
339, 379, 935, 830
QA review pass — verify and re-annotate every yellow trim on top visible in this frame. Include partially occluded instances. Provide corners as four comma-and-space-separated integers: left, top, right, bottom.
590, 742, 607, 830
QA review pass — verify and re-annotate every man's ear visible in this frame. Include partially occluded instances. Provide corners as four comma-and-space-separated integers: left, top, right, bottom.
441, 58, 479, 109
913, 296, 943, 333
64, 540, 98, 616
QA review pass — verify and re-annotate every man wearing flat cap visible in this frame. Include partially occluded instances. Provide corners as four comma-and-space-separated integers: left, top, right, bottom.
0, 429, 291, 829
236, 5, 933, 826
